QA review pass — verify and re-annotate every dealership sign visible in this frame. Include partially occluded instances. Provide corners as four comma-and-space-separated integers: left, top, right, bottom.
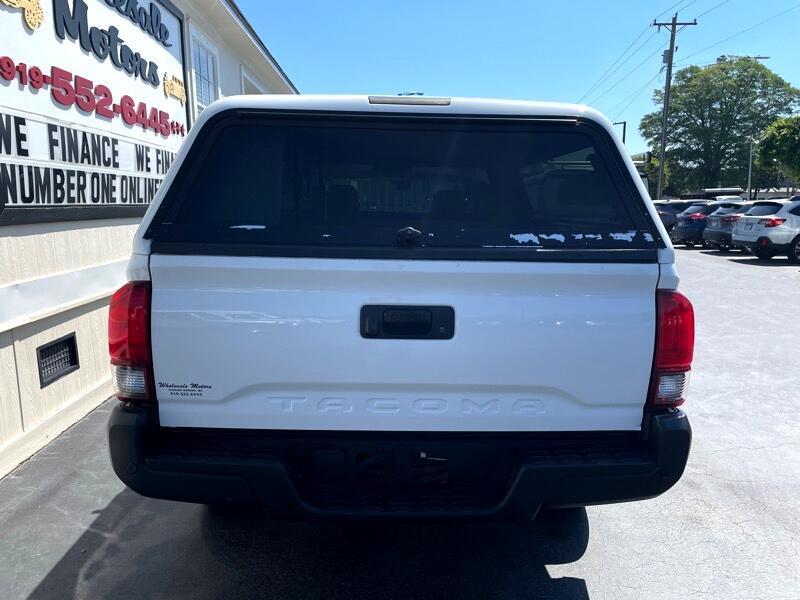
0, 0, 188, 224
1, 107, 173, 212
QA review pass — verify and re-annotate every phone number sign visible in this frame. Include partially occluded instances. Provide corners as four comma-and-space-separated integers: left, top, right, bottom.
0, 0, 189, 224
1, 55, 186, 137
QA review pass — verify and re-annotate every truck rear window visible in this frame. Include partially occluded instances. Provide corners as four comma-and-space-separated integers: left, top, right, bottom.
147, 114, 657, 258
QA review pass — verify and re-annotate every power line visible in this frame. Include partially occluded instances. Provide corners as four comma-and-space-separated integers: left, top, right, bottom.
678, 3, 800, 64
609, 69, 665, 120
656, 0, 694, 20
577, 26, 652, 103
607, 70, 664, 115
677, 0, 700, 13
615, 72, 665, 121
579, 31, 662, 103
612, 81, 660, 122
589, 40, 669, 106
578, 0, 702, 104
694, 0, 732, 19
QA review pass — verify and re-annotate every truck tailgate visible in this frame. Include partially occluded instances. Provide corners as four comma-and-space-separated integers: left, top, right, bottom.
150, 255, 658, 431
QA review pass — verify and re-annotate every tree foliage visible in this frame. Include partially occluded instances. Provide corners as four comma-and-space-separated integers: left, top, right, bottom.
631, 152, 673, 197
639, 56, 799, 192
758, 116, 800, 182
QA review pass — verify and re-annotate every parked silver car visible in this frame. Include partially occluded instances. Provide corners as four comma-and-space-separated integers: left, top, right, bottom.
702, 202, 751, 252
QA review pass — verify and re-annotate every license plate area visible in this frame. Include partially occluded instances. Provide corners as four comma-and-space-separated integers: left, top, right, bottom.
286, 438, 518, 513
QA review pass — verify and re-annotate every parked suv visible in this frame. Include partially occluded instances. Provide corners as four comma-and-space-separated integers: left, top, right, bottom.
733, 198, 800, 261
654, 200, 707, 232
702, 202, 751, 251
671, 201, 742, 248
107, 96, 693, 520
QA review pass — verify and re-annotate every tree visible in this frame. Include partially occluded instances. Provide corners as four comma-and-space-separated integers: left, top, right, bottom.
750, 154, 786, 199
758, 116, 800, 183
639, 56, 799, 193
632, 152, 674, 197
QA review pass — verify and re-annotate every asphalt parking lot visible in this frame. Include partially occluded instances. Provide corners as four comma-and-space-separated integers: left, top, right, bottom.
1, 248, 799, 600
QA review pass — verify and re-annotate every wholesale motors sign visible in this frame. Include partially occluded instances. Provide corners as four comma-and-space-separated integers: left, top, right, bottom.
0, 0, 188, 224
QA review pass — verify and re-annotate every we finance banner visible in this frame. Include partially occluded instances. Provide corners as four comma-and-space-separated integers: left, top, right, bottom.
0, 0, 189, 224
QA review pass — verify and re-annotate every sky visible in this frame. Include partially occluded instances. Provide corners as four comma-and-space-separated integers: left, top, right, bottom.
238, 0, 800, 154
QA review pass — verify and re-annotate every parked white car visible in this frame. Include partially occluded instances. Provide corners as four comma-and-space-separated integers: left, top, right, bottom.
107, 95, 693, 520
732, 198, 800, 261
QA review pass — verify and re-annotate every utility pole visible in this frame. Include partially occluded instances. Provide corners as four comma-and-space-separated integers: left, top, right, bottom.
653, 13, 697, 199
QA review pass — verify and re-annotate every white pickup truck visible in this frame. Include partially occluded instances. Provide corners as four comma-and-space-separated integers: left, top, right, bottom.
108, 95, 693, 519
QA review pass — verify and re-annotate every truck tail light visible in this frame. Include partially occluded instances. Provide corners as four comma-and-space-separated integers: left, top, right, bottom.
649, 290, 694, 408
108, 282, 154, 402
758, 218, 785, 227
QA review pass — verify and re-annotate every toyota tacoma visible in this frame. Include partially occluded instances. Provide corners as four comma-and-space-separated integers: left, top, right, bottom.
108, 95, 693, 519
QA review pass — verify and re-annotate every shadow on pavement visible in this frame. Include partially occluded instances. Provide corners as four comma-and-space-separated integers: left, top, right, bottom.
28, 490, 589, 600
725, 257, 798, 268
693, 248, 798, 267
697, 250, 745, 256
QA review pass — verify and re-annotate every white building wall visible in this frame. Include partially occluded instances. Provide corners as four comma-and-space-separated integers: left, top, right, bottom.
174, 0, 296, 119
0, 331, 22, 445
0, 219, 137, 475
0, 0, 296, 477
0, 219, 139, 287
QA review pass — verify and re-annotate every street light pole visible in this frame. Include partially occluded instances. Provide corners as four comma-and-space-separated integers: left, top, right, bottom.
747, 138, 755, 200
613, 121, 627, 144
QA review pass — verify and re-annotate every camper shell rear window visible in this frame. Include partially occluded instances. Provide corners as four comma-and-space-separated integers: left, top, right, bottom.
146, 111, 661, 261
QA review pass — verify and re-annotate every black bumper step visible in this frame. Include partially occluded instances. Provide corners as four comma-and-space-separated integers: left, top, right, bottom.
109, 405, 690, 520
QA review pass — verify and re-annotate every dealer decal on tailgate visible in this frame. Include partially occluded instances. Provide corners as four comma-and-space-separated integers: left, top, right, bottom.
158, 382, 212, 398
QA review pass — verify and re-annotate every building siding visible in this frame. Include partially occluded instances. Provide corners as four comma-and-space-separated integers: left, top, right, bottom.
0, 0, 296, 477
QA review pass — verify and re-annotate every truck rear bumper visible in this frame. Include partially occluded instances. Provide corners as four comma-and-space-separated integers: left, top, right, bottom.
108, 403, 691, 520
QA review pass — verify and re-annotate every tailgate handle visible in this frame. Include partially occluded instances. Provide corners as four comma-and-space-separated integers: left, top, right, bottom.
361, 306, 454, 339
383, 309, 432, 325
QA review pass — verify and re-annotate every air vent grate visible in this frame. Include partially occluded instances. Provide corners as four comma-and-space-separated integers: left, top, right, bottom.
37, 333, 79, 387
